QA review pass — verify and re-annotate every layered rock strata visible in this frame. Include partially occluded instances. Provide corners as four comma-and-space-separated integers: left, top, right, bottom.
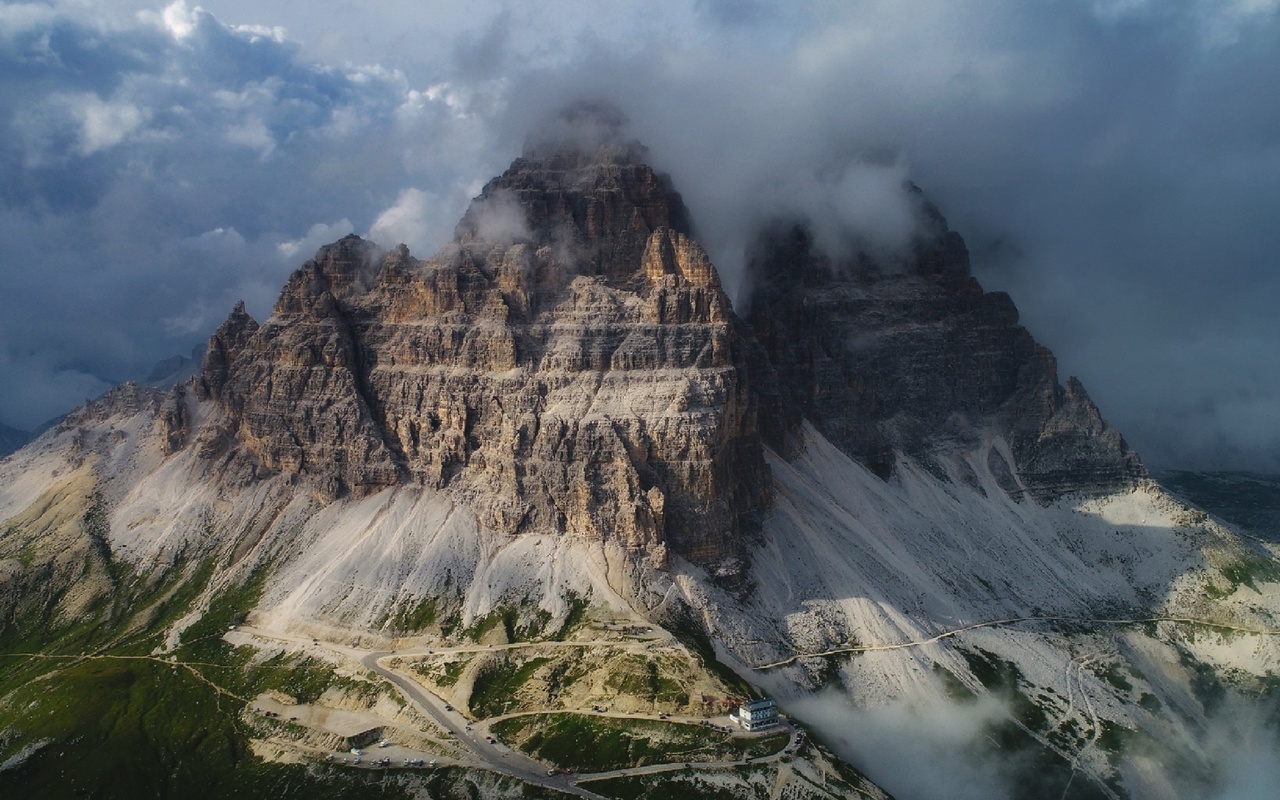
196, 136, 1143, 568
199, 143, 768, 565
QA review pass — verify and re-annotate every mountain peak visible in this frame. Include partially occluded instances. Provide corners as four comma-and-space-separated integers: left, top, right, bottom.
453, 136, 693, 283
744, 211, 1144, 496
183, 130, 1145, 569
520, 99, 646, 164
186, 133, 763, 560
198, 299, 259, 402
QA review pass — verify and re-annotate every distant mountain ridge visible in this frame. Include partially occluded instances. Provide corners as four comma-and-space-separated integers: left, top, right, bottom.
1157, 468, 1280, 541
0, 422, 28, 458
144, 345, 204, 389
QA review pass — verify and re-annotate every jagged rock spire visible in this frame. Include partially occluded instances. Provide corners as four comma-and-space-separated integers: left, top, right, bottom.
199, 300, 258, 401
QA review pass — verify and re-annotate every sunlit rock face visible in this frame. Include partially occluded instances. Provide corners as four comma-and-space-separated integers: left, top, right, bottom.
199, 141, 769, 566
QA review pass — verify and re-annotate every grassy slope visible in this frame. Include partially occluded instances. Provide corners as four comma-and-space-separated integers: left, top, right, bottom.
0, 543, 413, 800
0, 658, 407, 800
491, 713, 788, 772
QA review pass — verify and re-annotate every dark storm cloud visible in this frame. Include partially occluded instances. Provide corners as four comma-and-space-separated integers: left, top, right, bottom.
2, 0, 1278, 473
3, 4, 1279, 791
451, 9, 511, 82
0, 1, 500, 429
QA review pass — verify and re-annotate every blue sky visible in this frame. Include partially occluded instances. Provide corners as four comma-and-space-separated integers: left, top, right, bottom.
2, 0, 1279, 471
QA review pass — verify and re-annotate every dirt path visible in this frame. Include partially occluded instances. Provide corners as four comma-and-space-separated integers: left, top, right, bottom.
1, 651, 254, 705
751, 614, 1280, 670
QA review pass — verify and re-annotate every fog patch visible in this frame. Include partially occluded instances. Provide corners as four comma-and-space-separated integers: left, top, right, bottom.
789, 689, 1016, 800
523, 99, 634, 159
1203, 698, 1280, 800
457, 188, 531, 246
368, 188, 452, 255
790, 158, 918, 265
1208, 742, 1280, 800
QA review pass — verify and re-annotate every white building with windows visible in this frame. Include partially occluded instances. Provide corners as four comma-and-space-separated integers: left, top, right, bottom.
732, 698, 779, 731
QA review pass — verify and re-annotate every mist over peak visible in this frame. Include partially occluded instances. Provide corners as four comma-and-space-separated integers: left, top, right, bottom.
521, 99, 647, 164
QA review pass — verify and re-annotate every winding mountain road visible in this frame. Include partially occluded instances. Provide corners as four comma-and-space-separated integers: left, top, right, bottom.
229, 612, 1278, 796
358, 650, 609, 799
231, 624, 802, 795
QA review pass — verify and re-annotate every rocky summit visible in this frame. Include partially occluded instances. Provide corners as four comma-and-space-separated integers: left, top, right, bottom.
745, 200, 1146, 499
197, 140, 770, 568
195, 137, 1142, 568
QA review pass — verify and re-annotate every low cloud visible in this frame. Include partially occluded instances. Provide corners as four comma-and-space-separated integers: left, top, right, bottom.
367, 188, 455, 256
277, 220, 354, 261
457, 188, 531, 247
790, 681, 1280, 800
788, 158, 919, 266
789, 690, 1016, 800
1206, 709, 1280, 800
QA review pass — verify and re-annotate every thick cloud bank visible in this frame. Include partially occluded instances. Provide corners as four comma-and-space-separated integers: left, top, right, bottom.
791, 686, 1280, 800
0, 1, 501, 428
2, 0, 1279, 472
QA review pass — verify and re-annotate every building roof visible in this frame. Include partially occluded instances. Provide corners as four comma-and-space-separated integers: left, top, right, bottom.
742, 698, 777, 711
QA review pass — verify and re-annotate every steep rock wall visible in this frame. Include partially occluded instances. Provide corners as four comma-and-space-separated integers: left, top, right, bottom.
745, 204, 1144, 501
199, 144, 769, 566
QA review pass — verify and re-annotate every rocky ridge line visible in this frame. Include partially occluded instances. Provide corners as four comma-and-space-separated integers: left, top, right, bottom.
193, 137, 1144, 567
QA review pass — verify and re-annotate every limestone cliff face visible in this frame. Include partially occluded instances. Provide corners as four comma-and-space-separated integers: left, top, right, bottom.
200, 143, 768, 565
745, 200, 1145, 501
197, 239, 402, 500
197, 138, 1144, 566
